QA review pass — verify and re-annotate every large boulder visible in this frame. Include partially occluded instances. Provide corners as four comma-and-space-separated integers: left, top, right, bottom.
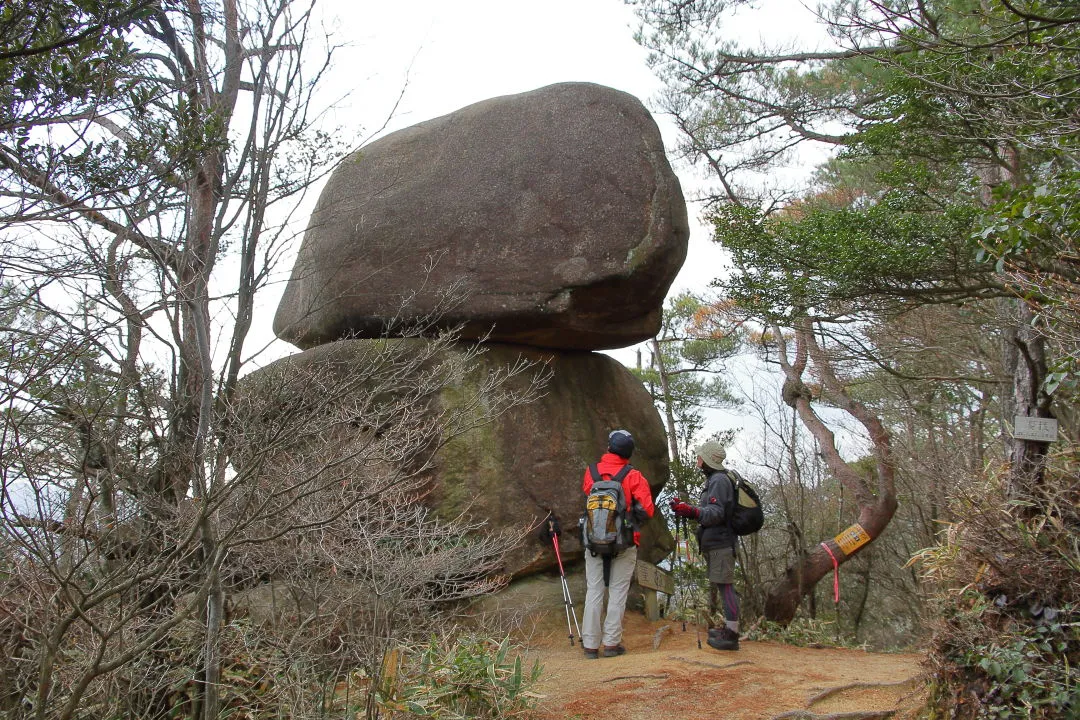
429, 344, 674, 574
274, 82, 689, 351
235, 339, 674, 579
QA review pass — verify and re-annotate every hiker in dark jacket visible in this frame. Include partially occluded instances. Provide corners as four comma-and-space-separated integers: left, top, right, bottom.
580, 429, 655, 659
670, 441, 741, 651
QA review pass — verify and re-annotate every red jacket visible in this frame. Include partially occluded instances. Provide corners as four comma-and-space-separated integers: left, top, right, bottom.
581, 452, 656, 546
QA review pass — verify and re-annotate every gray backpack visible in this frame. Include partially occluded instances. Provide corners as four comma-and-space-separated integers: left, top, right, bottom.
581, 464, 633, 557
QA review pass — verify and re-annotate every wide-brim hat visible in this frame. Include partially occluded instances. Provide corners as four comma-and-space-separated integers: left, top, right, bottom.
695, 441, 726, 468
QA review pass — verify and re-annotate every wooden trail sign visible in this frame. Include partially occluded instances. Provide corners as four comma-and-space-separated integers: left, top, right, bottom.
1013, 416, 1058, 442
635, 561, 674, 595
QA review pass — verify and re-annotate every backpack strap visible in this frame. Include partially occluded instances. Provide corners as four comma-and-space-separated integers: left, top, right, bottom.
718, 469, 740, 549
589, 463, 633, 485
723, 470, 736, 509
599, 465, 633, 588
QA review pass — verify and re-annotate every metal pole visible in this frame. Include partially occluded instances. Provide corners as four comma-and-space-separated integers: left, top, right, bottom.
674, 515, 686, 632
550, 520, 581, 645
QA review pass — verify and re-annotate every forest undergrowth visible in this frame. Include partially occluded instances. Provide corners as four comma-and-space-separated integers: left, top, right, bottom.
917, 461, 1080, 719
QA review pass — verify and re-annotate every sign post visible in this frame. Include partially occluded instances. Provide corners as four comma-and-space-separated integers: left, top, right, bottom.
635, 561, 674, 621
1013, 416, 1058, 443
635, 561, 674, 594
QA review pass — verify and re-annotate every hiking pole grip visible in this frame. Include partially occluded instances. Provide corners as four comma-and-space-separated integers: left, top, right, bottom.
550, 522, 567, 576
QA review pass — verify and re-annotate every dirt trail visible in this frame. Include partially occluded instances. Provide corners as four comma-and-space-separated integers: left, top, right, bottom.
523, 612, 927, 720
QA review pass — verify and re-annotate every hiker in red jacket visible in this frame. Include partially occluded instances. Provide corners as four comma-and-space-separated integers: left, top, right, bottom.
580, 429, 655, 659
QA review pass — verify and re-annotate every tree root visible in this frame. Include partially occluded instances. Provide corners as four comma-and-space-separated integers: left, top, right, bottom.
770, 711, 895, 720
602, 673, 670, 683
652, 624, 672, 649
807, 678, 919, 706
670, 656, 751, 669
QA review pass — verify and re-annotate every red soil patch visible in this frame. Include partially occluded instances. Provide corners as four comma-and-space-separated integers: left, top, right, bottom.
522, 612, 927, 720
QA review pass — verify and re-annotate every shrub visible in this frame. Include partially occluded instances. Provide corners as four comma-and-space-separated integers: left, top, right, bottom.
743, 616, 865, 649
376, 635, 542, 720
917, 470, 1080, 719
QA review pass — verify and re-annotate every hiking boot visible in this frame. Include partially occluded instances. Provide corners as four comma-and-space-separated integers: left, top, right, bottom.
583, 647, 599, 659
706, 627, 739, 651
602, 644, 626, 657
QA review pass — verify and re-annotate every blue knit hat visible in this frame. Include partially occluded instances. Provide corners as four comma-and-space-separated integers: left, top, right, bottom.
608, 429, 634, 458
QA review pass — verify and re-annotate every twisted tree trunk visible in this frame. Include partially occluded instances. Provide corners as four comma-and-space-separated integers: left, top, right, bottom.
763, 319, 899, 625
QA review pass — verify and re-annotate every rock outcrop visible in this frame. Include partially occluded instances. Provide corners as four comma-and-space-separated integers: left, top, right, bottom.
255, 82, 686, 585
237, 339, 674, 579
274, 82, 689, 351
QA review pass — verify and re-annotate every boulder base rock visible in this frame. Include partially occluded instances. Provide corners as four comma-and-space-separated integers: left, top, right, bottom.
430, 344, 675, 573
237, 339, 673, 578
274, 82, 689, 351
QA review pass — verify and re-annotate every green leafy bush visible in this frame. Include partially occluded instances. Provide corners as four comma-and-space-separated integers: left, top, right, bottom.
969, 607, 1076, 717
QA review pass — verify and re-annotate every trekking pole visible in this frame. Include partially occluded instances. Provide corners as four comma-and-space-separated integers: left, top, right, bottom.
549, 518, 582, 646
682, 515, 702, 649
692, 519, 702, 648
696, 602, 703, 649
675, 515, 686, 632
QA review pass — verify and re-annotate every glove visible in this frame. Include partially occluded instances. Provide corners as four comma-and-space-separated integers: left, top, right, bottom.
538, 513, 562, 544
669, 500, 700, 520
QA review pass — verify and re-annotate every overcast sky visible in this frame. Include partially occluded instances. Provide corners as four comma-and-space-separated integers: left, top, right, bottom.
322, 0, 664, 136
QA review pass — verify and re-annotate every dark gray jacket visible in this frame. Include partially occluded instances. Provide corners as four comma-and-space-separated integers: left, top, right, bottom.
695, 468, 736, 551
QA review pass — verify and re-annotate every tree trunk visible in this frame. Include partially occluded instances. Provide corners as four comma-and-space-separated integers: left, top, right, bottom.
763, 497, 896, 624
201, 530, 224, 720
764, 321, 899, 624
852, 547, 874, 639
1005, 302, 1052, 499
650, 337, 681, 463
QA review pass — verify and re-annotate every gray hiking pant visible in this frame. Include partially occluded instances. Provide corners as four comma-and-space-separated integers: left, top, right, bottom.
705, 546, 739, 630
582, 545, 637, 650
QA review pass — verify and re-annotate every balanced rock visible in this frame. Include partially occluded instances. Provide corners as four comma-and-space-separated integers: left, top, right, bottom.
274, 82, 689, 351
235, 339, 673, 578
